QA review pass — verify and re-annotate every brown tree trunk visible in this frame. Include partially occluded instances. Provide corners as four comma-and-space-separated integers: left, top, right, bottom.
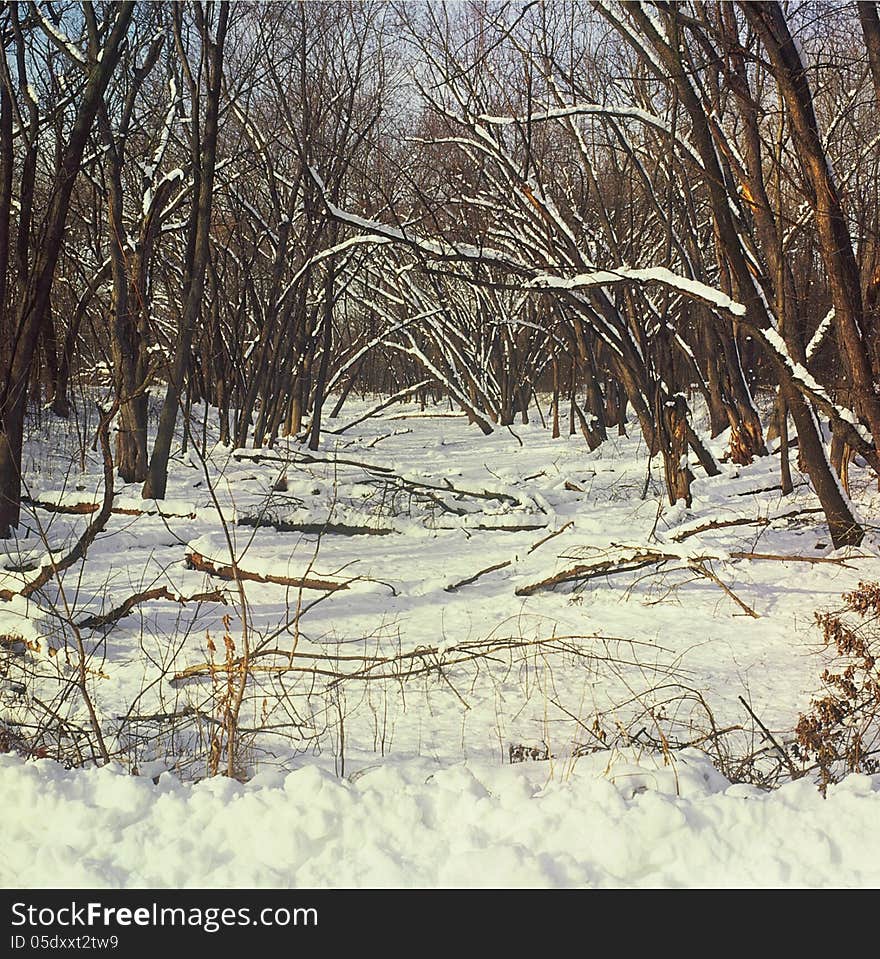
100, 119, 148, 483
600, 1, 864, 546
785, 385, 860, 546
143, 3, 228, 500
658, 391, 695, 507
0, 4, 134, 535
742, 2, 880, 450
859, 2, 880, 111
308, 259, 336, 451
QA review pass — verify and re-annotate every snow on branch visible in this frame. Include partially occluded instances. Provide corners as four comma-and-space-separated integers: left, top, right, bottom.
528, 267, 747, 316
33, 8, 87, 66
477, 103, 704, 171
806, 308, 835, 361
307, 167, 874, 451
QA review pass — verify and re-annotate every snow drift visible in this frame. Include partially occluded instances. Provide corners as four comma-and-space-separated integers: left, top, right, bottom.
3, 750, 878, 888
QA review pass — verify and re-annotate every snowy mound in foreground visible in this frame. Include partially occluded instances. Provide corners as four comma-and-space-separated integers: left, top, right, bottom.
3, 751, 878, 888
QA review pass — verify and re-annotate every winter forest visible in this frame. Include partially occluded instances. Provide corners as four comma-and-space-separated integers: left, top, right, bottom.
3, 0, 880, 888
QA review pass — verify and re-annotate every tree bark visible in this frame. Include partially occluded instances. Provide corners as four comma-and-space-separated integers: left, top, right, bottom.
0, 3, 135, 536
143, 3, 228, 500
742, 1, 880, 449
859, 1, 880, 111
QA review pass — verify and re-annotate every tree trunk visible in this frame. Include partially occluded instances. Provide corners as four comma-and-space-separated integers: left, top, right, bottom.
785, 385, 861, 546
143, 4, 228, 500
743, 2, 880, 451
0, 3, 134, 535
859, 2, 880, 111
308, 260, 336, 451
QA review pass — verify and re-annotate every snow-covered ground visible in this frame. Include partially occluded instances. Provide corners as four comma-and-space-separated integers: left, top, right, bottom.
2, 397, 880, 887
3, 747, 879, 887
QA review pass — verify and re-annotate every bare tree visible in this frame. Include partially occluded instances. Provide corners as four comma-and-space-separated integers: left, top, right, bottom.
0, 1, 134, 536
143, 0, 229, 499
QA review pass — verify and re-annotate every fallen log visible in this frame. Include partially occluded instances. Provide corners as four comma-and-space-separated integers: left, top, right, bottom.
237, 516, 395, 536
671, 508, 824, 542
516, 551, 669, 596
439, 522, 547, 533
184, 551, 349, 591
76, 587, 227, 630
113, 506, 197, 519
21, 496, 196, 520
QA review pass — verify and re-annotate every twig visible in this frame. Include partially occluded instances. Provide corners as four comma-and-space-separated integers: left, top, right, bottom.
690, 560, 759, 618
738, 695, 798, 778
527, 520, 575, 554
445, 559, 511, 592
445, 521, 574, 591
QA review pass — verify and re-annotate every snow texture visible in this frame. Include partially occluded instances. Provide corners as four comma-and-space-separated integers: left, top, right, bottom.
2, 749, 878, 888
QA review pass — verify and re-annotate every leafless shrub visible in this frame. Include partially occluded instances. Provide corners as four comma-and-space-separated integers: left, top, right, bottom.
794, 582, 880, 792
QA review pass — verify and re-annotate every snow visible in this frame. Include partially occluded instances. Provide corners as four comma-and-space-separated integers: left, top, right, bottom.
478, 102, 705, 171
529, 266, 747, 316
763, 326, 872, 441
34, 10, 86, 65
4, 396, 880, 887
2, 749, 878, 887
806, 308, 835, 360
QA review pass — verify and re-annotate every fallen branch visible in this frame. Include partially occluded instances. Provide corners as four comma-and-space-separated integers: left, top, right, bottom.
733, 482, 808, 497
527, 521, 575, 553
232, 448, 526, 509
516, 550, 670, 596
728, 551, 866, 566
365, 428, 412, 449
445, 560, 511, 592
21, 495, 196, 519
439, 521, 547, 532
114, 505, 196, 519
671, 508, 824, 542
184, 551, 349, 591
232, 449, 394, 474
76, 587, 227, 630
690, 560, 759, 618
385, 411, 464, 421
445, 521, 574, 592
238, 516, 395, 536
172, 634, 595, 685
738, 695, 799, 778
394, 475, 523, 508
517, 545, 868, 597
